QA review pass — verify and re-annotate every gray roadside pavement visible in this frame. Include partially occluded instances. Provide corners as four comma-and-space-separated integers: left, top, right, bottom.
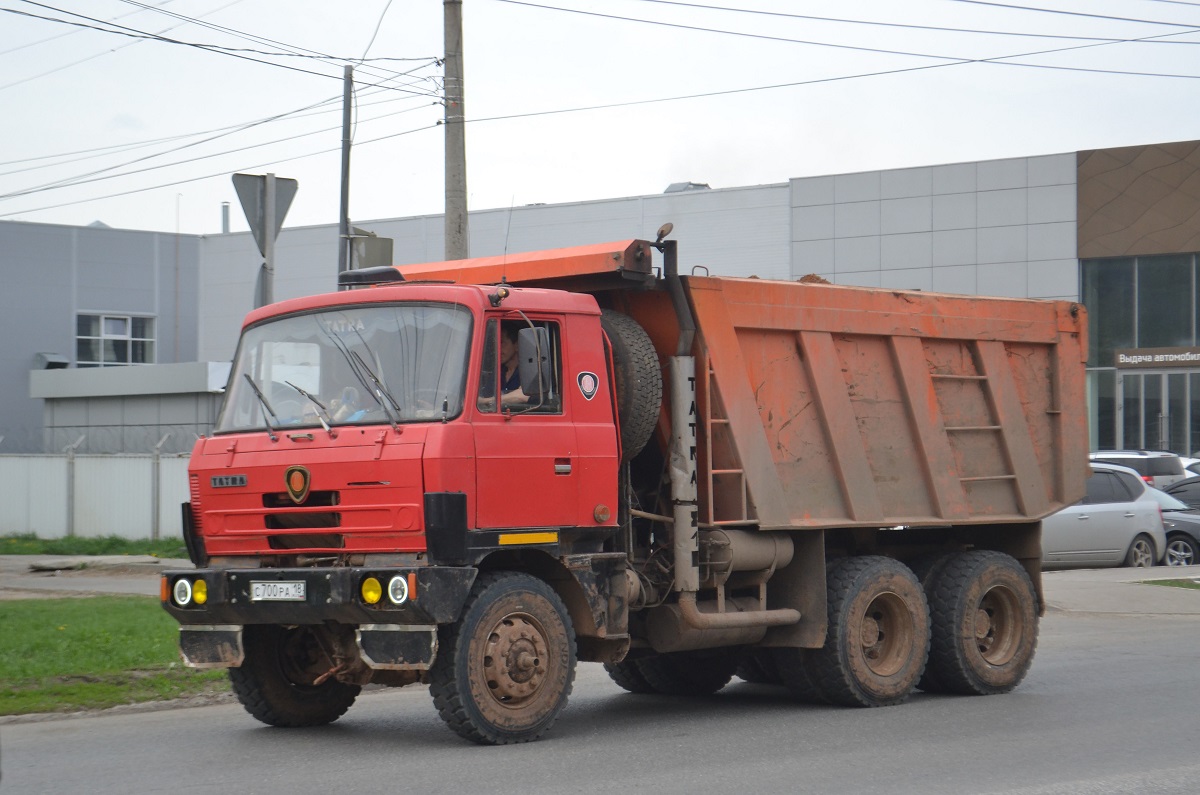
1, 554, 1199, 614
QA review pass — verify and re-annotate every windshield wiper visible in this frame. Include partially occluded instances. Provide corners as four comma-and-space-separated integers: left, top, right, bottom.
242, 373, 279, 442
351, 351, 402, 430
284, 381, 336, 436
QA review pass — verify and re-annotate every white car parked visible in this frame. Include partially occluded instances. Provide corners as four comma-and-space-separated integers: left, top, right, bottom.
1042, 462, 1166, 568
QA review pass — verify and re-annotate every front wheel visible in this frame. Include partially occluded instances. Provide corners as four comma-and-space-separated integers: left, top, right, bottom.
429, 572, 576, 745
229, 624, 360, 727
804, 556, 931, 708
1165, 534, 1199, 567
1124, 534, 1157, 568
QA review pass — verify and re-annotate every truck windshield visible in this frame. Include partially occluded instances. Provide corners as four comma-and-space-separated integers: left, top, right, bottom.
216, 303, 473, 433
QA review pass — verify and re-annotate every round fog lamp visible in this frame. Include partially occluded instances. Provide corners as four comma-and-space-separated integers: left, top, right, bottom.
192, 579, 208, 605
173, 578, 193, 607
387, 575, 409, 605
361, 576, 383, 605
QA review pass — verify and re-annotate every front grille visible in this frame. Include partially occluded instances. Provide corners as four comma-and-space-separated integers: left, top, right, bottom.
268, 533, 345, 550
262, 491, 340, 508
264, 512, 341, 530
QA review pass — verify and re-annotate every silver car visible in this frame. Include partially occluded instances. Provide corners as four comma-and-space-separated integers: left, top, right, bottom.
1042, 462, 1166, 568
1088, 451, 1188, 489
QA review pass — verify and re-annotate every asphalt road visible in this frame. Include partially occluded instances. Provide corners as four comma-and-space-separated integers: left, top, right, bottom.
2, 561, 1199, 794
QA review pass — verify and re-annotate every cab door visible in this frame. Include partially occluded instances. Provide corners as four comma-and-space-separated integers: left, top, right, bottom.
473, 317, 578, 529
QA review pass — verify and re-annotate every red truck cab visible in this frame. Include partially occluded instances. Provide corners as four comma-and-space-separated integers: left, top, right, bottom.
187, 282, 619, 561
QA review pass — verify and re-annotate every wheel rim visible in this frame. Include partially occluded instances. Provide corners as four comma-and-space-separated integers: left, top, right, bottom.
1166, 539, 1195, 567
857, 591, 913, 677
972, 585, 1023, 666
481, 611, 550, 707
1132, 539, 1153, 567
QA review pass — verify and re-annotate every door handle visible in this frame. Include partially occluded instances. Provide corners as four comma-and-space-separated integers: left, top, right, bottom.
554, 458, 572, 475
1124, 512, 1136, 518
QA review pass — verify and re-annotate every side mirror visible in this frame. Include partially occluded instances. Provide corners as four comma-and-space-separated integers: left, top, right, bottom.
517, 326, 553, 399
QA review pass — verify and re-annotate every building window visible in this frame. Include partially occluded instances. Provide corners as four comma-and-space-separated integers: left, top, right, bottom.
76, 314, 155, 367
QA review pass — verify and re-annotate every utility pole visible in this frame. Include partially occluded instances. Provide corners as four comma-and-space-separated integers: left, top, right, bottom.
443, 0, 469, 260
338, 64, 353, 281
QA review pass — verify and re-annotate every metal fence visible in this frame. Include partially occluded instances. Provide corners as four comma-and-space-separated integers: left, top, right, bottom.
0, 453, 190, 540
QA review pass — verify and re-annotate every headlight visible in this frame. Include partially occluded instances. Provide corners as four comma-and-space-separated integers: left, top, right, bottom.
387, 575, 409, 605
361, 576, 382, 605
173, 578, 193, 606
192, 579, 208, 605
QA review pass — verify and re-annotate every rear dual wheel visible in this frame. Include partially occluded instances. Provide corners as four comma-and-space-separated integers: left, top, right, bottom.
921, 550, 1038, 695
801, 556, 931, 707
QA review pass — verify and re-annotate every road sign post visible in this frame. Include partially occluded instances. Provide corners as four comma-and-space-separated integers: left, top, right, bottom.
233, 173, 298, 308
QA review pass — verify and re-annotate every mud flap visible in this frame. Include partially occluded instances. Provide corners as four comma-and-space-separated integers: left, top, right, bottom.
356, 624, 438, 670
179, 625, 244, 669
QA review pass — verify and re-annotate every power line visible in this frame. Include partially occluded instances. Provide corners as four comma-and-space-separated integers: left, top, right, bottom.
947, 0, 1200, 30
489, 0, 1200, 79
7, 3, 442, 97
0, 97, 442, 201
0, 83, 425, 171
113, 0, 436, 88
0, 0, 247, 93
0, 122, 439, 220
0, 0, 181, 56
627, 0, 1200, 44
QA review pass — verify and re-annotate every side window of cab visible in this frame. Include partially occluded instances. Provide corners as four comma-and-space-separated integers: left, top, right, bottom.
476, 318, 562, 414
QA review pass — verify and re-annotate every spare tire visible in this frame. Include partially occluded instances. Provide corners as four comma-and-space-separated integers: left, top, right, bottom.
600, 309, 662, 461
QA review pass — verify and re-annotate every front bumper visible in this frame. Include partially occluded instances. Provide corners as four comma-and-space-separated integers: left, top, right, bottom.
162, 565, 477, 670
161, 565, 477, 626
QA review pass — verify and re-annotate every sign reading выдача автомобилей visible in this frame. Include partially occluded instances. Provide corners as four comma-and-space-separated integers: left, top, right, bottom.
1114, 347, 1200, 368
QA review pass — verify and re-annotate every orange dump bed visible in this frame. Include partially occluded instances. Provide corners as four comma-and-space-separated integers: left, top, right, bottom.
668, 276, 1088, 530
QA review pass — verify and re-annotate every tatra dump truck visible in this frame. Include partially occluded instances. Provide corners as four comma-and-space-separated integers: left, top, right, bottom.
163, 229, 1088, 745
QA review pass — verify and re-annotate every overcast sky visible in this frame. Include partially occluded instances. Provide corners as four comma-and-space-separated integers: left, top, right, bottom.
2, 0, 1200, 237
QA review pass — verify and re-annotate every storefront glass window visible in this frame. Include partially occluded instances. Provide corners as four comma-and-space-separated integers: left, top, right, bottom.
1082, 258, 1134, 367
1137, 254, 1193, 349
1089, 370, 1116, 450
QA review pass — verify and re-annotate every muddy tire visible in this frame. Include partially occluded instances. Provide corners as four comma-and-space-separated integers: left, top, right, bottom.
772, 647, 828, 703
600, 309, 662, 461
229, 624, 360, 727
922, 550, 1038, 695
604, 659, 657, 694
804, 556, 930, 708
1124, 534, 1157, 568
635, 648, 741, 695
429, 572, 576, 745
736, 649, 783, 685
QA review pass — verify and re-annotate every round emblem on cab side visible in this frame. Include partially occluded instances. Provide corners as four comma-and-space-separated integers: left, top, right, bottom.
577, 371, 599, 400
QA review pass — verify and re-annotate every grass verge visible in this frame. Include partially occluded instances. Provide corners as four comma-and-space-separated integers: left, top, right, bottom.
0, 595, 228, 715
1143, 578, 1200, 591
0, 532, 188, 559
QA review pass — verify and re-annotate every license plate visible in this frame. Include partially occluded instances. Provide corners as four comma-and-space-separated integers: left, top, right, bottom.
250, 581, 307, 601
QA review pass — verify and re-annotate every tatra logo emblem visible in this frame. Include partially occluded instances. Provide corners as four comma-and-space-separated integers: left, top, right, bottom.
578, 371, 599, 400
285, 466, 311, 505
